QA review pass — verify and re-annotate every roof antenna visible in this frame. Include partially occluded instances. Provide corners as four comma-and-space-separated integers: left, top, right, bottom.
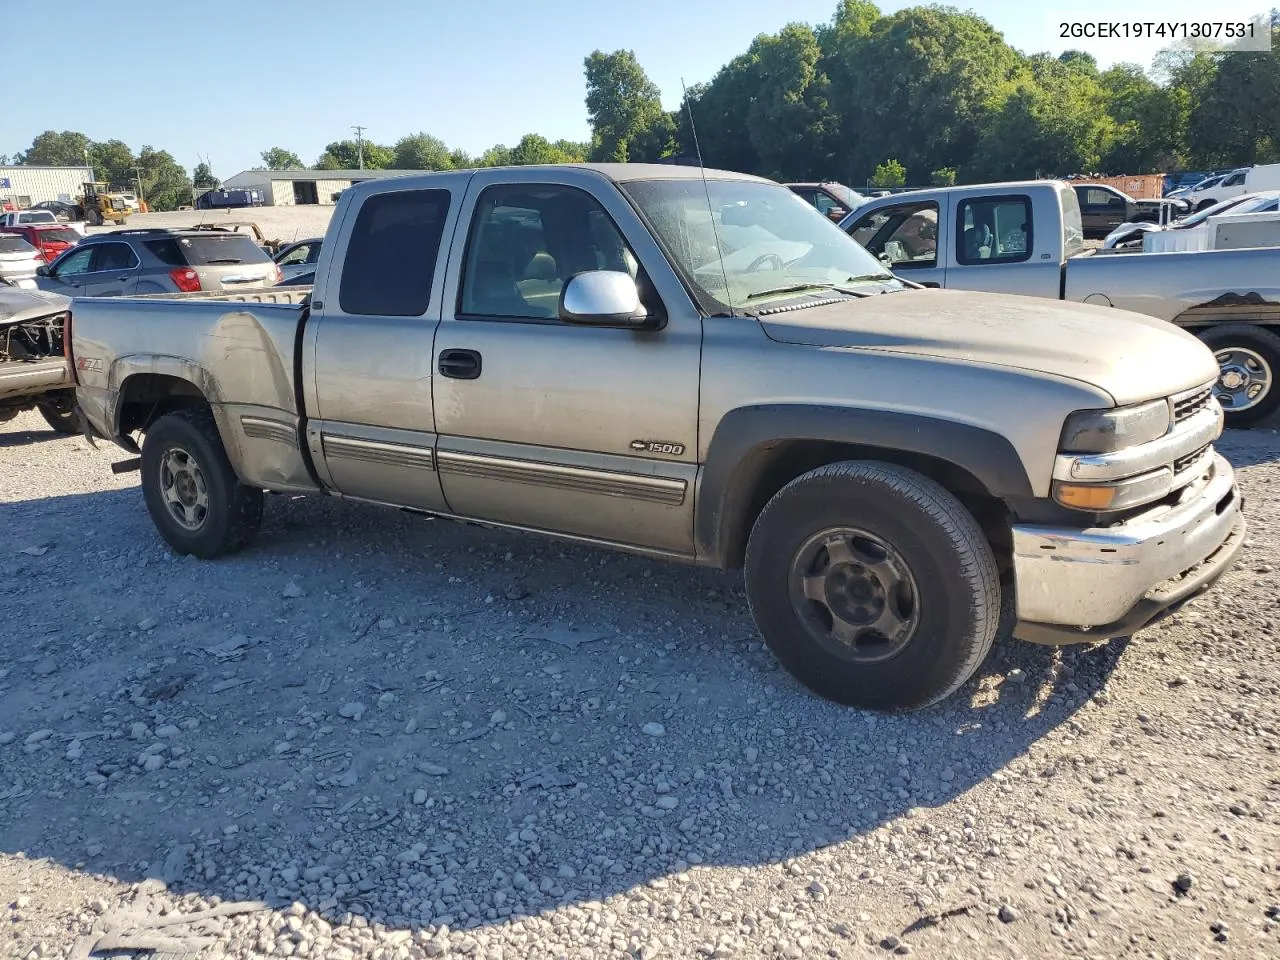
681, 78, 735, 316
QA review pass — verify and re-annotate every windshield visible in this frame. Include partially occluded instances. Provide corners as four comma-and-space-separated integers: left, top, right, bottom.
620, 178, 901, 311
1177, 193, 1278, 228
36, 228, 80, 245
174, 234, 272, 265
0, 236, 37, 255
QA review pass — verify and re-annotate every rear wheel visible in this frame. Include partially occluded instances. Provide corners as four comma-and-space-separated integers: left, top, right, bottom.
141, 408, 263, 558
744, 460, 1000, 711
36, 392, 82, 435
1198, 324, 1280, 427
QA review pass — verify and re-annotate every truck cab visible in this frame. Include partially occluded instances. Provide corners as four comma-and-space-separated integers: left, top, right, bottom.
842, 180, 1079, 297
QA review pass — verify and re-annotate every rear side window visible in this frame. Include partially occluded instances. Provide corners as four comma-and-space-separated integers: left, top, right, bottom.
175, 235, 272, 266
144, 238, 186, 266
956, 196, 1033, 265
339, 189, 451, 317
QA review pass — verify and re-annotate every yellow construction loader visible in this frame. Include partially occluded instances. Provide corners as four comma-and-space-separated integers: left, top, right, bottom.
79, 182, 130, 226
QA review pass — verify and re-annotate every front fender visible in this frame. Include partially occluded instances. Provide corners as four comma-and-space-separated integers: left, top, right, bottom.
694, 404, 1034, 567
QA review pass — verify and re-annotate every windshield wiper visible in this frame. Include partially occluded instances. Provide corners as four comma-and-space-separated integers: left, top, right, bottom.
743, 282, 837, 301
205, 259, 243, 265
844, 273, 897, 283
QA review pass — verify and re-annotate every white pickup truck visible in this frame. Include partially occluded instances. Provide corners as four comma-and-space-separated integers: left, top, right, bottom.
841, 180, 1280, 426
66, 164, 1244, 711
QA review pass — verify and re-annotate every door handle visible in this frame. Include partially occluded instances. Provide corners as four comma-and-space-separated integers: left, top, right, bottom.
438, 348, 482, 380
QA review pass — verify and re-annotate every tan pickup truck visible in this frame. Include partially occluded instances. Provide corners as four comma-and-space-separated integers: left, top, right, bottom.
67, 164, 1245, 711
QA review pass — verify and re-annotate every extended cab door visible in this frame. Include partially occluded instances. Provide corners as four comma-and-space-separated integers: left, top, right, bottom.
944, 192, 1063, 298
843, 197, 946, 287
429, 170, 702, 556
303, 177, 469, 512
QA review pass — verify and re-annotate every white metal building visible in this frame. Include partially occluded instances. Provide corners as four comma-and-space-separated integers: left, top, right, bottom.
0, 165, 95, 208
221, 168, 434, 206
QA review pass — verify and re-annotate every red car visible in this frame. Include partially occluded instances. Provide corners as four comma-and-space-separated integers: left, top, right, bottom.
0, 223, 81, 264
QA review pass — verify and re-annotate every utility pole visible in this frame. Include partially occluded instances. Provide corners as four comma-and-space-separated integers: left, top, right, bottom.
352, 125, 366, 170
130, 165, 147, 205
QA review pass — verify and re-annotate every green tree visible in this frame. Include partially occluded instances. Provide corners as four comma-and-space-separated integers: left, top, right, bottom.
315, 140, 392, 170
260, 147, 304, 170
89, 140, 135, 189
477, 144, 514, 167
930, 167, 957, 186
16, 130, 91, 166
135, 146, 190, 212
870, 159, 906, 187
825, 6, 1019, 183
391, 133, 455, 170
192, 162, 219, 189
583, 49, 670, 162
1186, 45, 1280, 165
971, 56, 1116, 180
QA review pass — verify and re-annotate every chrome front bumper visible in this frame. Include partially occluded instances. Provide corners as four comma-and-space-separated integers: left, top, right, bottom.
1011, 453, 1244, 644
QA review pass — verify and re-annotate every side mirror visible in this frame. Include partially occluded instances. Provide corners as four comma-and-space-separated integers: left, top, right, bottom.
36, 265, 50, 277
558, 271, 650, 328
827, 206, 847, 222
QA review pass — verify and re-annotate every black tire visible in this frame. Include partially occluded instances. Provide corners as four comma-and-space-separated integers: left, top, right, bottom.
744, 460, 1000, 711
1198, 323, 1280, 427
140, 408, 263, 558
36, 393, 83, 435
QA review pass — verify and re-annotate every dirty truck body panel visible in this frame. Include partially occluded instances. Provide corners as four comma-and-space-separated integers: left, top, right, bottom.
69, 163, 1244, 709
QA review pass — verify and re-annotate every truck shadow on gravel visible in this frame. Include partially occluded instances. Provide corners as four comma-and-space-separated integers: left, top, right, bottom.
0, 487, 1127, 938
0, 424, 68, 448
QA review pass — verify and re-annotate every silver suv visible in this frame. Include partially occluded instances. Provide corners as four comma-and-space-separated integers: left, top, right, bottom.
35, 228, 281, 298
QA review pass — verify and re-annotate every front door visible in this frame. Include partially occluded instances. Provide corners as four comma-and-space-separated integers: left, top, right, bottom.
36, 245, 95, 295
430, 175, 702, 556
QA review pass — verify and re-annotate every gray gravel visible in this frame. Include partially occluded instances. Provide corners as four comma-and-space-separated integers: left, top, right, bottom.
2, 408, 1279, 959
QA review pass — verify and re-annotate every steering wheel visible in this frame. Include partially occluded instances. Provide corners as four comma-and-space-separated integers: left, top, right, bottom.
747, 253, 784, 272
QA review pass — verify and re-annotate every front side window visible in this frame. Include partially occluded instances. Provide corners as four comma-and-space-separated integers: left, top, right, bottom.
847, 201, 939, 268
339, 189, 451, 317
459, 184, 639, 320
54, 247, 94, 276
956, 197, 1032, 265
621, 178, 901, 312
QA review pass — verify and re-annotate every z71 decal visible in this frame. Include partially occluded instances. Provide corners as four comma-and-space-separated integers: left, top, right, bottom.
630, 440, 685, 456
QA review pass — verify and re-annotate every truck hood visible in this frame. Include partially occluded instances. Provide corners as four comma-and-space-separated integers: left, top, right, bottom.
0, 286, 70, 325
757, 288, 1218, 405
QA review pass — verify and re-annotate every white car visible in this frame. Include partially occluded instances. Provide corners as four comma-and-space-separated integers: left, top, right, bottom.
0, 234, 42, 289
1169, 169, 1250, 211
0, 210, 59, 228
1102, 191, 1280, 249
118, 193, 142, 213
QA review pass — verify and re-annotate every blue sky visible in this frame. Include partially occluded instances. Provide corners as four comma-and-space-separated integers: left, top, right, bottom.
4, 1, 1269, 177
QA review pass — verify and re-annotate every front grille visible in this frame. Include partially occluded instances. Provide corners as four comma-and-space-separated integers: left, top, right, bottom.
1173, 385, 1212, 423
1174, 443, 1210, 475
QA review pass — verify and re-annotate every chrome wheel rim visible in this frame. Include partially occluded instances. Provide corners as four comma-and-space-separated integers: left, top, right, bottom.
788, 527, 921, 664
159, 447, 209, 531
1214, 347, 1272, 413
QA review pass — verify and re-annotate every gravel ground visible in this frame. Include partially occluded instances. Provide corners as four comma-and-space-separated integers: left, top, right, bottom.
1, 409, 1278, 960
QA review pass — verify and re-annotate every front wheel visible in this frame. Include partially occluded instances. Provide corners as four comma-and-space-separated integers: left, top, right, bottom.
744, 460, 1000, 711
1198, 324, 1280, 427
141, 408, 263, 558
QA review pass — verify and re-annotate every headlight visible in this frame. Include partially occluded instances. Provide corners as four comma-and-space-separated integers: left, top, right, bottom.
1059, 399, 1170, 454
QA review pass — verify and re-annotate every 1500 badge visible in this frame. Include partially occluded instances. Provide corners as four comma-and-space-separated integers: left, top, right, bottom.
630, 440, 685, 456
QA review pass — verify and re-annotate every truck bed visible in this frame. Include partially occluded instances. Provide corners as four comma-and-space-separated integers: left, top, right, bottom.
1064, 246, 1280, 323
